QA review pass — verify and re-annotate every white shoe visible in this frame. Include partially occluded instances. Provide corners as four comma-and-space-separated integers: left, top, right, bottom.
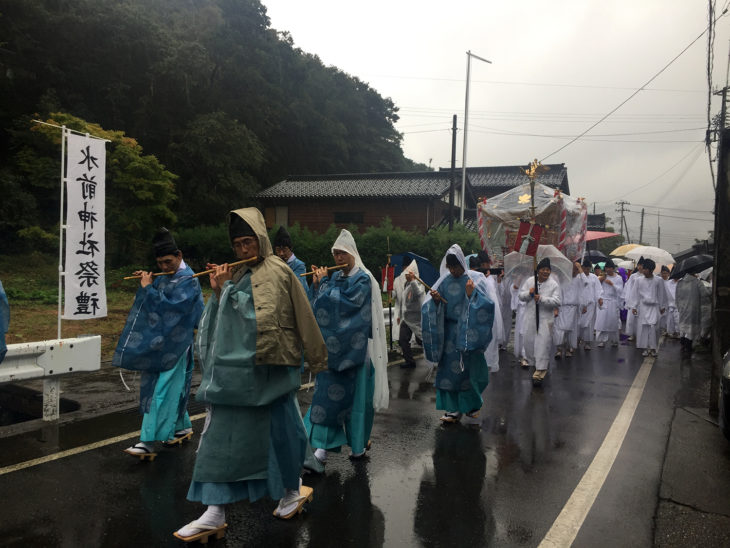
597, 342, 605, 348
642, 350, 650, 357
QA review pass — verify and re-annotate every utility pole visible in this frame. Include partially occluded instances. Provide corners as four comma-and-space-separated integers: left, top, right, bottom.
639, 208, 645, 244
460, 50, 491, 223
616, 200, 630, 243
449, 114, 457, 231
657, 210, 661, 248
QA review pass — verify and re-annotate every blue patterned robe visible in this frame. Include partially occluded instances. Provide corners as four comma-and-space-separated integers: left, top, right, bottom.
304, 268, 374, 454
112, 264, 204, 432
422, 274, 494, 414
288, 254, 309, 291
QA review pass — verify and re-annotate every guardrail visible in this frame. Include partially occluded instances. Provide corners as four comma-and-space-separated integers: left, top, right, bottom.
1, 335, 101, 421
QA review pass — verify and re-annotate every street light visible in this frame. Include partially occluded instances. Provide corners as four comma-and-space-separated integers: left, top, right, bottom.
460, 50, 492, 223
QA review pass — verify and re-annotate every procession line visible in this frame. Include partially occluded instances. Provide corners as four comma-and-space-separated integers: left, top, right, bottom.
0, 358, 393, 477
0, 412, 208, 477
538, 355, 655, 547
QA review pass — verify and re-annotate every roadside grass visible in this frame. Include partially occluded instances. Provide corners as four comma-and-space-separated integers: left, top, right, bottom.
0, 253, 212, 361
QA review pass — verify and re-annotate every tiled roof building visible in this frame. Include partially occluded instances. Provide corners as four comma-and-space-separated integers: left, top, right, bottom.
256, 164, 570, 232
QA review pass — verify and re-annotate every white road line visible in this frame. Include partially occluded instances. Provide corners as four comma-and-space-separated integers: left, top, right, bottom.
538, 355, 655, 547
0, 412, 208, 477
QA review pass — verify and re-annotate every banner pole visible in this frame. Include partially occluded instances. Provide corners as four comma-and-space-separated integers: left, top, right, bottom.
57, 126, 66, 339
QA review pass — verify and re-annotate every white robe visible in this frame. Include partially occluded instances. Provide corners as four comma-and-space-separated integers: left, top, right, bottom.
554, 273, 585, 349
622, 272, 641, 337
595, 273, 624, 343
481, 274, 503, 372
662, 279, 679, 334
510, 276, 527, 359
497, 277, 512, 346
579, 272, 601, 343
519, 276, 561, 370
628, 275, 667, 350
391, 263, 422, 341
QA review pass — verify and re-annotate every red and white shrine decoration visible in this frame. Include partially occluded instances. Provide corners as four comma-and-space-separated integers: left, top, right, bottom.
477, 181, 587, 264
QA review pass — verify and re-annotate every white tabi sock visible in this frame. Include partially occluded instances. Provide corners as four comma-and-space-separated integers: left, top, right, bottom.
275, 479, 303, 516
314, 448, 328, 463
176, 505, 226, 537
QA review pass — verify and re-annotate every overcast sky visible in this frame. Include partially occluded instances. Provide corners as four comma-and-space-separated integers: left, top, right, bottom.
263, 0, 729, 254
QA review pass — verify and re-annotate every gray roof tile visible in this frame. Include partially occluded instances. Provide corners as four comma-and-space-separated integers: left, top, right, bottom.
256, 164, 568, 200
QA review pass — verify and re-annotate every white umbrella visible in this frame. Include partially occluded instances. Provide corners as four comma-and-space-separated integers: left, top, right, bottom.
504, 244, 574, 286
615, 259, 635, 270
624, 245, 674, 266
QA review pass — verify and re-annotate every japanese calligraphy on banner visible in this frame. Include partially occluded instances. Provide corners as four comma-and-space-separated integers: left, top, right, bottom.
63, 132, 107, 319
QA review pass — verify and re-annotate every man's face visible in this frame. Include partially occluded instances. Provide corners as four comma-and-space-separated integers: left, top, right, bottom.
232, 236, 259, 261
660, 270, 669, 280
605, 266, 615, 276
333, 249, 355, 272
156, 252, 182, 273
644, 269, 654, 278
537, 267, 551, 282
480, 261, 491, 271
275, 246, 293, 261
582, 265, 591, 275
447, 264, 465, 278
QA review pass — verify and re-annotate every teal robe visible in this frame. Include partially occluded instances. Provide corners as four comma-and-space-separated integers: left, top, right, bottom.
189, 271, 306, 504
303, 268, 374, 455
112, 264, 203, 440
421, 275, 494, 414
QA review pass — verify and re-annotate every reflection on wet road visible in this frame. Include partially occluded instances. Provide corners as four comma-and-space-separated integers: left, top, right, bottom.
0, 340, 683, 546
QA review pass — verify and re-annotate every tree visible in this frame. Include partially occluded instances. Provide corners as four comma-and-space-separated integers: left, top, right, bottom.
4, 113, 177, 265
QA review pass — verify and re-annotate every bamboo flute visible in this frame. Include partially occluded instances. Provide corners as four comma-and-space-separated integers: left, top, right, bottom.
123, 271, 174, 280
192, 256, 259, 278
300, 264, 349, 277
415, 275, 448, 304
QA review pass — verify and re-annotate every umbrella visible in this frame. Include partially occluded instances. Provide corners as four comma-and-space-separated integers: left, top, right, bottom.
615, 259, 634, 270
585, 230, 621, 241
670, 254, 713, 279
610, 243, 641, 256
391, 252, 439, 287
583, 249, 607, 263
625, 245, 675, 266
504, 245, 574, 286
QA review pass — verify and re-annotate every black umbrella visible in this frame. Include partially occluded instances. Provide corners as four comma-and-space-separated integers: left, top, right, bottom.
670, 254, 713, 279
583, 249, 607, 263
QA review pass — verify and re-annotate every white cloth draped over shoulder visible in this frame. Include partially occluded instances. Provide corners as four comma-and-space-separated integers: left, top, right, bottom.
392, 260, 423, 340
425, 244, 491, 304
332, 230, 389, 411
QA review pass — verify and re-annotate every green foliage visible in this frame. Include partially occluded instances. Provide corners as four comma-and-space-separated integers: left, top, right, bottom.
4, 286, 57, 305
4, 112, 178, 266
174, 224, 231, 270
268, 219, 484, 284
17, 225, 58, 253
0, 0, 422, 236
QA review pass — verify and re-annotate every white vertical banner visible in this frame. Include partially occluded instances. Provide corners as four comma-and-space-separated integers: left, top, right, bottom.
63, 132, 107, 319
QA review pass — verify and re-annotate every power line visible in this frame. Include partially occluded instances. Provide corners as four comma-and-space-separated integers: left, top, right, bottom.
468, 125, 705, 138
627, 202, 713, 214
540, 9, 728, 163
624, 208, 713, 222
364, 74, 706, 93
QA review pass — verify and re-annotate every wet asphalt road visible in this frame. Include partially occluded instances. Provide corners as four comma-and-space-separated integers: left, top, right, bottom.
0, 338, 713, 547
